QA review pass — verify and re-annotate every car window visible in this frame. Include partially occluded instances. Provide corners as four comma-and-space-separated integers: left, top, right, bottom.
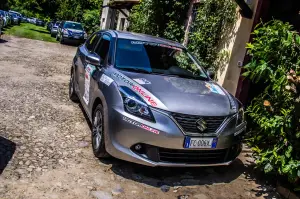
94, 35, 111, 65
86, 33, 101, 52
115, 39, 208, 80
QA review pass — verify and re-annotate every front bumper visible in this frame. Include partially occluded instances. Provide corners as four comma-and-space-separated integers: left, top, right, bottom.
105, 106, 246, 167
62, 35, 85, 43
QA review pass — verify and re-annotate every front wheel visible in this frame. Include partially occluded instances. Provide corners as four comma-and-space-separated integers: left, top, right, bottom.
56, 34, 59, 41
69, 68, 78, 102
92, 104, 109, 158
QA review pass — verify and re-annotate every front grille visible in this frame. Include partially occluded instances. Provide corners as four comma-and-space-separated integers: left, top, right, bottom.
132, 144, 242, 164
159, 148, 228, 164
171, 113, 227, 134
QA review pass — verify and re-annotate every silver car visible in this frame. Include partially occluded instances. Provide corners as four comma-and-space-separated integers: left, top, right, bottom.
69, 30, 247, 167
50, 22, 60, 37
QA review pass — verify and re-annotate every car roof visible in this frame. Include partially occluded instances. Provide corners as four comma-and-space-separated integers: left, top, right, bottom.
106, 30, 184, 49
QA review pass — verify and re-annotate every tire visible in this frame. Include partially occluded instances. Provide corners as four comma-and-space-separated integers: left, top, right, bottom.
60, 36, 64, 44
51, 33, 54, 37
92, 104, 109, 158
56, 34, 59, 41
69, 68, 79, 102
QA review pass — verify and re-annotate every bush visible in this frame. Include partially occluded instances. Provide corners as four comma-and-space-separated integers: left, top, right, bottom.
244, 20, 300, 187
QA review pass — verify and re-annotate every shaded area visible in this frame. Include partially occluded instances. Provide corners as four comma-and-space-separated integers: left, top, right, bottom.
0, 136, 16, 175
29, 28, 49, 34
101, 158, 245, 187
0, 39, 8, 43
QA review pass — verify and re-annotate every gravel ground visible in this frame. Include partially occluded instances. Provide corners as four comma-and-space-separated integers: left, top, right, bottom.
0, 35, 281, 199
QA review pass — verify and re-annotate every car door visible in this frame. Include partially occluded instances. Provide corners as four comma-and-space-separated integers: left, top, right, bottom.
86, 34, 112, 111
76, 32, 102, 109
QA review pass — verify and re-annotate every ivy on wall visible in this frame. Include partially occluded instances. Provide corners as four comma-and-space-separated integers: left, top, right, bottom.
128, 0, 190, 43
129, 0, 237, 73
187, 0, 237, 72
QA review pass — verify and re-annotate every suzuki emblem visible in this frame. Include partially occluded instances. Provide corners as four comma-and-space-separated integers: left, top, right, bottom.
196, 118, 207, 132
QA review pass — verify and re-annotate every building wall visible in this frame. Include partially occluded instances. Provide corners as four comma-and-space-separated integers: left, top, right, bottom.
216, 0, 258, 95
116, 9, 130, 31
100, 0, 112, 30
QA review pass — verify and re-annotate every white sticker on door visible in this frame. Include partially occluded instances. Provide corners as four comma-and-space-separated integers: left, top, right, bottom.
100, 74, 114, 86
133, 78, 151, 85
83, 64, 96, 105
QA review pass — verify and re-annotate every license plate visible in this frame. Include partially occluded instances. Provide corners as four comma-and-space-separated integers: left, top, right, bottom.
184, 137, 218, 149
74, 36, 80, 39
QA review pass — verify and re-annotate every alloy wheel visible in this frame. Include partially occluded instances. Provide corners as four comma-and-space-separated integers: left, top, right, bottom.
92, 110, 103, 150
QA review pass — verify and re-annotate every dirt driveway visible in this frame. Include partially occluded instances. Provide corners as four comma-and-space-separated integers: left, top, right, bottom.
0, 35, 280, 199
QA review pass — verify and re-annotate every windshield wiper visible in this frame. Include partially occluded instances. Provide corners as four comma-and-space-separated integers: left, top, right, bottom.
118, 68, 152, 74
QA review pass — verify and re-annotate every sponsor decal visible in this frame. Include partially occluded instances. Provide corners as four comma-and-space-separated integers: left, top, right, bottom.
131, 41, 182, 51
100, 74, 114, 86
205, 82, 225, 95
123, 116, 160, 135
133, 78, 151, 85
113, 72, 158, 107
83, 64, 96, 105
132, 85, 157, 107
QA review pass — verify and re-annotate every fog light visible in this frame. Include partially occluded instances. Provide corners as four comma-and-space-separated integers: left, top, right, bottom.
135, 144, 142, 151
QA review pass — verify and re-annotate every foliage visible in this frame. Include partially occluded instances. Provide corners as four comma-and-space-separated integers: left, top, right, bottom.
4, 23, 57, 42
129, 0, 236, 72
8, 0, 102, 33
129, 0, 190, 42
244, 20, 300, 185
188, 0, 236, 71
82, 9, 100, 34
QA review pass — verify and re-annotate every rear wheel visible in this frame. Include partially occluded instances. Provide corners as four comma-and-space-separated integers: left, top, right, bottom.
56, 34, 59, 41
69, 68, 78, 102
92, 104, 109, 158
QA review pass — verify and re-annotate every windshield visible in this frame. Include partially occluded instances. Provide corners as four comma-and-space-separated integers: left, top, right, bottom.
64, 22, 83, 30
115, 39, 208, 80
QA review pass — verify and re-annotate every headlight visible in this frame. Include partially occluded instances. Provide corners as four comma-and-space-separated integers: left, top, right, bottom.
63, 29, 68, 35
119, 86, 155, 122
237, 107, 245, 124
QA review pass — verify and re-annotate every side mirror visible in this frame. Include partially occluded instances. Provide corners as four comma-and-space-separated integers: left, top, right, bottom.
207, 69, 215, 79
86, 54, 101, 66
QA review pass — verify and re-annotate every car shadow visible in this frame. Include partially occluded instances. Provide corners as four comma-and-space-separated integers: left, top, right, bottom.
29, 28, 49, 34
0, 136, 16, 175
99, 157, 246, 187
0, 38, 8, 43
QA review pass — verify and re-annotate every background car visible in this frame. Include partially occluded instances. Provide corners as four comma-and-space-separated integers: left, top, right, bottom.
10, 13, 20, 25
47, 21, 55, 31
0, 15, 3, 37
0, 10, 8, 27
56, 21, 87, 44
50, 21, 60, 37
35, 19, 45, 26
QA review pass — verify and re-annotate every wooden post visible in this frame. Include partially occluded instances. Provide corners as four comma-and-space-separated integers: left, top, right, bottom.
182, 0, 196, 46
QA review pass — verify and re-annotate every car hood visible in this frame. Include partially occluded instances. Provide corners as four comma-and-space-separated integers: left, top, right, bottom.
109, 70, 238, 116
67, 29, 84, 33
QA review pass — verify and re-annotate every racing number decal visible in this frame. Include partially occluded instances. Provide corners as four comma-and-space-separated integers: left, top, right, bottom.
83, 64, 96, 105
